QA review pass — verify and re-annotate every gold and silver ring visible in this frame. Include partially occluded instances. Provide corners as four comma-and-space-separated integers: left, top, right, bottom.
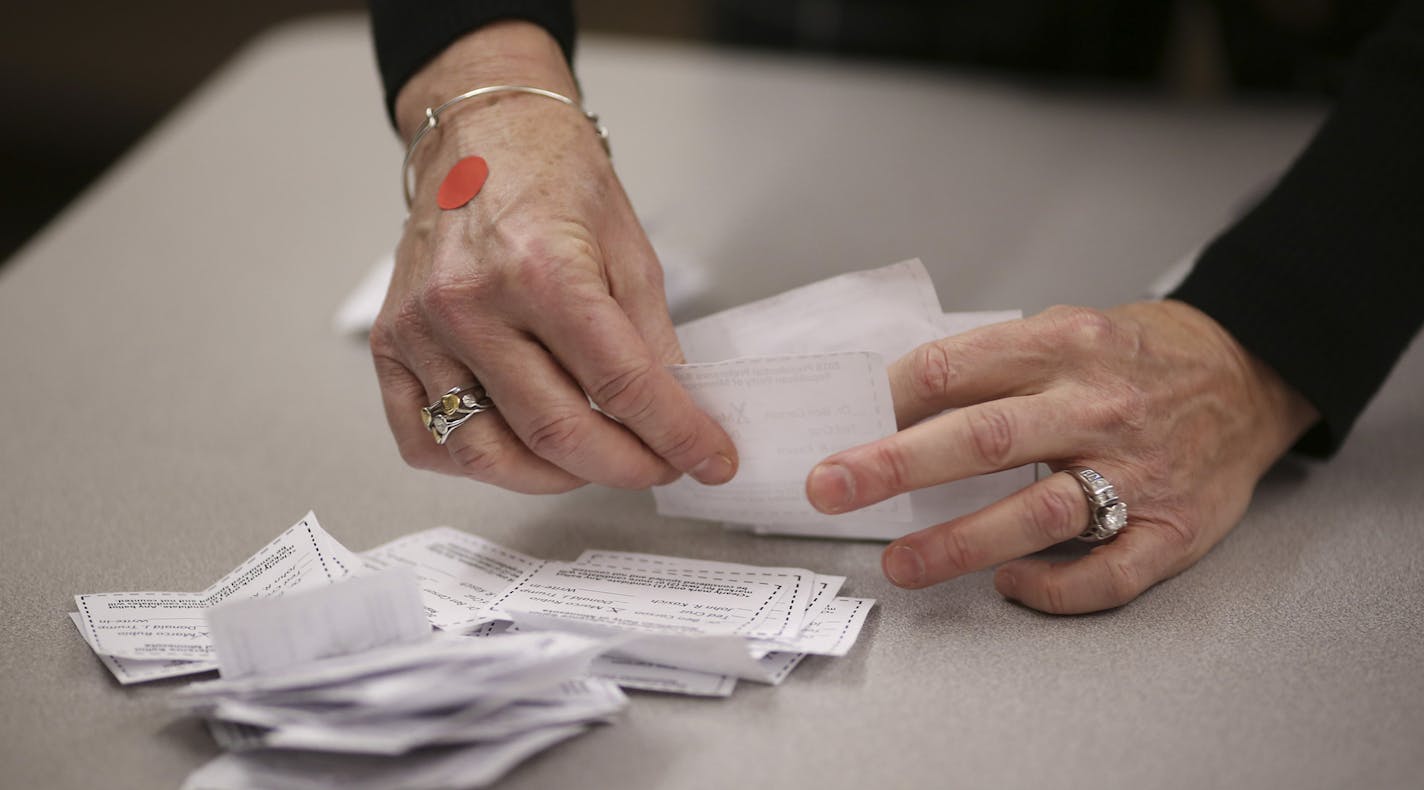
420, 384, 494, 445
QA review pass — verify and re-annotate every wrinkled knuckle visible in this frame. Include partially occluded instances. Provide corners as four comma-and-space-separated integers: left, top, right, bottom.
525, 411, 587, 461
589, 362, 658, 419
1026, 485, 1082, 544
418, 276, 480, 328
449, 438, 504, 480
385, 296, 429, 345
1041, 577, 1070, 615
649, 426, 703, 463
1156, 519, 1198, 555
913, 341, 957, 402
869, 442, 914, 494
507, 234, 596, 294
936, 528, 980, 575
368, 317, 401, 359
510, 250, 567, 297
1103, 556, 1145, 605
966, 406, 1015, 469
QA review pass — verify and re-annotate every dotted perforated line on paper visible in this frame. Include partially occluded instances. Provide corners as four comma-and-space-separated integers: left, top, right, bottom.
303, 521, 335, 582
78, 597, 100, 655
829, 598, 868, 654
804, 582, 832, 615
735, 589, 778, 636
326, 539, 351, 576
485, 560, 551, 614
762, 651, 806, 684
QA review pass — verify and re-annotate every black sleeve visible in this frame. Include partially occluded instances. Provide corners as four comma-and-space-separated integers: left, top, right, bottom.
368, 0, 576, 126
1169, 0, 1424, 457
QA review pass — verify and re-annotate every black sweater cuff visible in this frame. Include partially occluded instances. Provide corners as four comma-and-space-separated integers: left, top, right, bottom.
368, 0, 576, 127
1170, 0, 1424, 457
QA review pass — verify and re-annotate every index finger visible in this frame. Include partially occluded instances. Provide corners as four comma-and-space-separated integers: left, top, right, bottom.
887, 318, 1058, 427
530, 292, 739, 485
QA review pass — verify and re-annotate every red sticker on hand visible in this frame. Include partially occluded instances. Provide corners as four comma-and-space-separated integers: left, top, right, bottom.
436, 156, 489, 210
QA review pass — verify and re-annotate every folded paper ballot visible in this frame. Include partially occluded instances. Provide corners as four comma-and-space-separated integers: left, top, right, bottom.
72, 514, 877, 788
652, 352, 912, 525
206, 568, 431, 678
675, 258, 948, 362
663, 259, 1035, 540
74, 513, 360, 662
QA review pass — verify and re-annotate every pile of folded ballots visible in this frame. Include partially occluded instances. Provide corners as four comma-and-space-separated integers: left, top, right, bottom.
71, 513, 875, 788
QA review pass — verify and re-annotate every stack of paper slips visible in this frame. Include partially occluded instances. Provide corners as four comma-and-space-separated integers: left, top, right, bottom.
73, 516, 877, 786
369, 527, 876, 697
170, 567, 623, 789
475, 548, 872, 696
72, 515, 876, 699
70, 513, 359, 684
656, 258, 1036, 540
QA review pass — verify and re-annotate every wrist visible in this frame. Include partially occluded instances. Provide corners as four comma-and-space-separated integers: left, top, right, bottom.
395, 20, 578, 143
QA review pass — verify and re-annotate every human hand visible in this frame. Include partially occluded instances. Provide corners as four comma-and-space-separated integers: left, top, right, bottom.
371, 22, 738, 493
804, 300, 1319, 613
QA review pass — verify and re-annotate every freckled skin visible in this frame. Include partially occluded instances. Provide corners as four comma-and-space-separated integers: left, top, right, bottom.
372, 22, 738, 494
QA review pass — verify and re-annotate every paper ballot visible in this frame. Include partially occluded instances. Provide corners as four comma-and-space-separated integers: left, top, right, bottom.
663, 259, 1035, 540
73, 516, 879, 788
654, 352, 910, 525
72, 517, 875, 688
674, 258, 947, 362
574, 550, 826, 641
75, 513, 360, 661
207, 569, 431, 678
362, 527, 542, 632
489, 561, 786, 638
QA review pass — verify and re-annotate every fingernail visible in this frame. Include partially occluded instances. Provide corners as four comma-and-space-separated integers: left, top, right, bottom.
689, 453, 735, 485
884, 545, 925, 587
807, 463, 855, 513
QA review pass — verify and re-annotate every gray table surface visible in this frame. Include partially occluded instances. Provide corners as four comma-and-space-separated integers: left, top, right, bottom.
2, 16, 1421, 790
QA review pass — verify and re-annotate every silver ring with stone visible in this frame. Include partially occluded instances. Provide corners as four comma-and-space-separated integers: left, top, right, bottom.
1064, 467, 1127, 542
420, 383, 495, 445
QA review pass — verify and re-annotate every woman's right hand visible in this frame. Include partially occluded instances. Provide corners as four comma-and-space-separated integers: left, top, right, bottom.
370, 21, 738, 493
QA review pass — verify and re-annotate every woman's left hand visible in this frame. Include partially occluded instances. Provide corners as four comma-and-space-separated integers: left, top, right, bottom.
804, 300, 1319, 614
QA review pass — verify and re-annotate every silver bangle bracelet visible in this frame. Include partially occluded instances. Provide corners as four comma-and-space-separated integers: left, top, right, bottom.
401, 84, 610, 208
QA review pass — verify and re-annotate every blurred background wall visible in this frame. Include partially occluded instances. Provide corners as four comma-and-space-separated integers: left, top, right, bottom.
0, 0, 1385, 265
